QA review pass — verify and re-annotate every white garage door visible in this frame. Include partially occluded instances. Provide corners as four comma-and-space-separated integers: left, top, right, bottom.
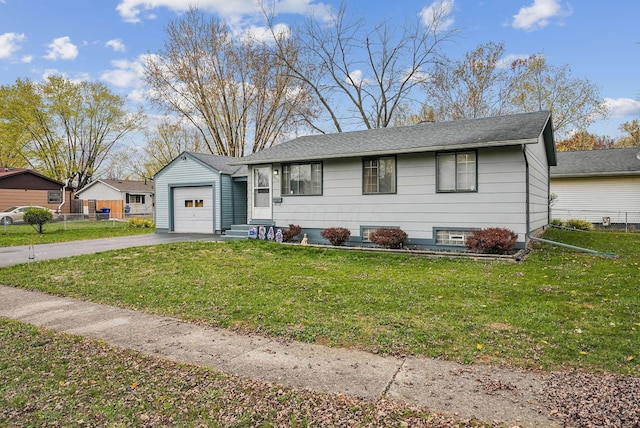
173, 186, 214, 233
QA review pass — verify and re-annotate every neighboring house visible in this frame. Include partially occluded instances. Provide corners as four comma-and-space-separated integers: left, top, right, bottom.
75, 179, 155, 217
154, 152, 248, 234
0, 168, 73, 214
231, 111, 557, 250
550, 147, 640, 226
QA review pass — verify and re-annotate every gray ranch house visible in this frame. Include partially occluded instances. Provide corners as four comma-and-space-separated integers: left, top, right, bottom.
154, 152, 247, 234
550, 147, 640, 228
232, 111, 557, 250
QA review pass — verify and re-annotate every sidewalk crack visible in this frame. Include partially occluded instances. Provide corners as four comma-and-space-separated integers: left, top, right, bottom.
382, 357, 406, 396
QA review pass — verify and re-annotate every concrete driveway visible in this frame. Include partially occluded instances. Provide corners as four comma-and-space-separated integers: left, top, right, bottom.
0, 233, 223, 268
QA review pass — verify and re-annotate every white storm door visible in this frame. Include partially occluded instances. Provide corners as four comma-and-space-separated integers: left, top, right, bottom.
252, 166, 272, 220
173, 186, 214, 233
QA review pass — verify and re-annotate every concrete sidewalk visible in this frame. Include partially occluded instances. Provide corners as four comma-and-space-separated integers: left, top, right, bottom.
0, 285, 558, 427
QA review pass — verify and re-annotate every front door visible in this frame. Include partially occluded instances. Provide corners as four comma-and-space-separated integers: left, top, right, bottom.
251, 166, 272, 220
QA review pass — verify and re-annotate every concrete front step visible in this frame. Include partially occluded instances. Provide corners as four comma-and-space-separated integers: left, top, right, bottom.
223, 223, 279, 240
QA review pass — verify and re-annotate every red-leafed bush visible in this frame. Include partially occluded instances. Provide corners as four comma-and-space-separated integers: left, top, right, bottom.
465, 228, 518, 254
369, 228, 407, 249
321, 227, 351, 246
282, 224, 302, 242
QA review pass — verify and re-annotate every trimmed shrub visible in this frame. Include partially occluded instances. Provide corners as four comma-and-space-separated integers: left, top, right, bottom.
321, 227, 351, 246
23, 207, 54, 234
282, 224, 302, 242
465, 227, 518, 254
369, 228, 408, 249
128, 218, 154, 228
564, 218, 593, 231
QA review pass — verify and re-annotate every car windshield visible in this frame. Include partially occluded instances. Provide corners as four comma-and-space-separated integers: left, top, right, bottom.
3, 206, 18, 212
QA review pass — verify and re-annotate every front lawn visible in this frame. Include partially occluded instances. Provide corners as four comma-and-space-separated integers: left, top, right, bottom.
2, 319, 462, 427
0, 219, 154, 247
0, 228, 638, 375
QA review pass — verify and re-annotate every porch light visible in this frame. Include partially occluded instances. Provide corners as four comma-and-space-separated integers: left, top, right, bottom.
273, 169, 279, 175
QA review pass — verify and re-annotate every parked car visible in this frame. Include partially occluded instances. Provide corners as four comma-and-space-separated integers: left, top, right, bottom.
0, 206, 57, 225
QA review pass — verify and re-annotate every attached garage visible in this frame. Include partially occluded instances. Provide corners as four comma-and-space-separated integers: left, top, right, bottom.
172, 186, 215, 233
154, 152, 248, 234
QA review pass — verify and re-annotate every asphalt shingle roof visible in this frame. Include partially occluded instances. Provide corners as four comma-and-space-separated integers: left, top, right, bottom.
551, 147, 640, 177
100, 179, 154, 192
233, 111, 554, 165
186, 152, 248, 176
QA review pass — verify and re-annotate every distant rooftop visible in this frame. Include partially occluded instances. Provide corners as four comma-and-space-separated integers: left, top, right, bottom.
551, 147, 640, 177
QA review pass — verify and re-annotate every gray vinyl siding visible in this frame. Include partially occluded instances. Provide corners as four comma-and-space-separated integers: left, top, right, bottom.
267, 147, 529, 242
154, 156, 221, 232
551, 176, 640, 224
220, 174, 233, 230
525, 134, 552, 233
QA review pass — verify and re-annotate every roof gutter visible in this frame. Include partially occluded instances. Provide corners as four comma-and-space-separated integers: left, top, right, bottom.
231, 138, 541, 166
551, 171, 640, 178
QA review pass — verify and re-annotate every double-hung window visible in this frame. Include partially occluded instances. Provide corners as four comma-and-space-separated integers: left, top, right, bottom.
437, 151, 477, 192
127, 194, 145, 204
363, 156, 396, 194
282, 163, 322, 195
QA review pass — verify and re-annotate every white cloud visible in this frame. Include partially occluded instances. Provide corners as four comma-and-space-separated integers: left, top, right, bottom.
240, 23, 291, 43
0, 32, 26, 59
116, 0, 332, 24
604, 98, 640, 118
106, 38, 126, 52
21, 55, 33, 63
45, 36, 78, 60
41, 68, 90, 84
100, 57, 146, 88
346, 70, 370, 87
419, 0, 455, 33
496, 53, 530, 68
404, 67, 431, 84
512, 0, 571, 31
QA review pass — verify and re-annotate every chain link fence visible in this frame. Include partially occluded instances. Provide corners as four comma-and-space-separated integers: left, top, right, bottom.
1, 213, 153, 234
551, 208, 640, 232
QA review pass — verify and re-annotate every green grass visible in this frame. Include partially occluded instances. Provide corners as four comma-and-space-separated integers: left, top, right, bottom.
0, 219, 154, 246
2, 319, 462, 427
0, 228, 638, 375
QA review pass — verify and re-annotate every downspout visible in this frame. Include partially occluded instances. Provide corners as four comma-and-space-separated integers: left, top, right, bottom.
57, 181, 67, 214
522, 145, 530, 243
527, 234, 617, 258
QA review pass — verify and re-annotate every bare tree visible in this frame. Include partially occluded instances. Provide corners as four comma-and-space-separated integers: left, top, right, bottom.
266, 2, 457, 133
143, 8, 311, 157
425, 41, 512, 121
141, 119, 208, 177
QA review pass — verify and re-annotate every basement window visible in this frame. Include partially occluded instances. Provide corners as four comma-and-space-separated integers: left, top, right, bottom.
436, 229, 475, 246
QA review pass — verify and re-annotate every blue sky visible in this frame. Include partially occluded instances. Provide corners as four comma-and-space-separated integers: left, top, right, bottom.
1, 0, 639, 139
